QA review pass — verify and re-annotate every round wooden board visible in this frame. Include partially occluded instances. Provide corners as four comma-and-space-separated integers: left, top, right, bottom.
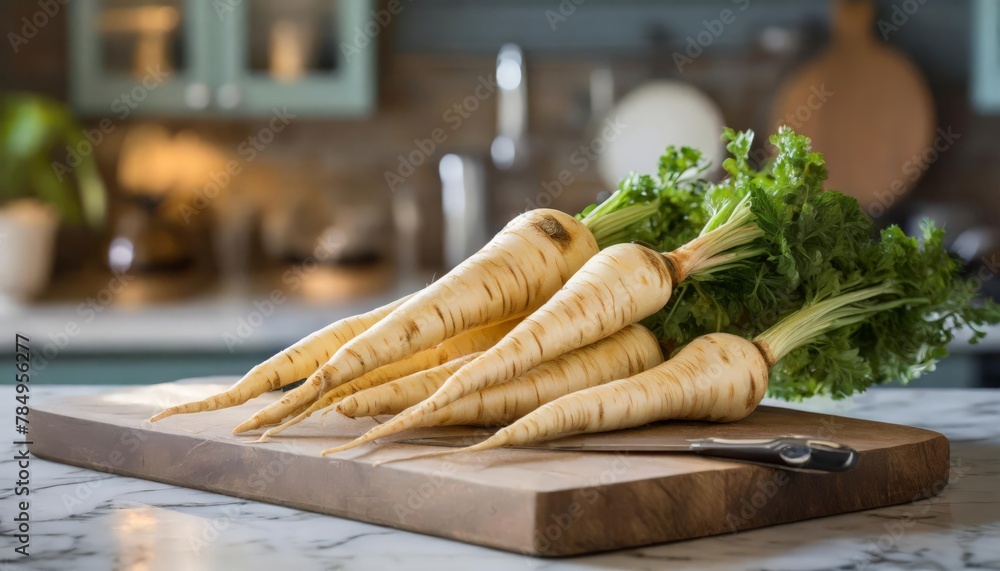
599, 80, 725, 187
770, 0, 934, 213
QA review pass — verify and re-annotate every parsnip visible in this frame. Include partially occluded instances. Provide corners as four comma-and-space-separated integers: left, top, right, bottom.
334, 354, 480, 418
256, 353, 479, 442
234, 314, 525, 433
322, 325, 663, 454
348, 214, 759, 444
446, 333, 770, 454
236, 209, 599, 431
149, 294, 412, 422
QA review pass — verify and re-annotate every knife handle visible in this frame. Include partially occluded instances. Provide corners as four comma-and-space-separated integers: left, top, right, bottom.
689, 437, 859, 473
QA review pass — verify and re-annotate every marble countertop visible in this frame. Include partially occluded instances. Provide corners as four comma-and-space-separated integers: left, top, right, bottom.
2, 387, 998, 571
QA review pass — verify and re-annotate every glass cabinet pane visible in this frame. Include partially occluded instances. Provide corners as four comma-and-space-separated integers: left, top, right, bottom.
218, 0, 373, 116
246, 0, 340, 82
97, 0, 187, 78
71, 0, 214, 115
71, 0, 372, 116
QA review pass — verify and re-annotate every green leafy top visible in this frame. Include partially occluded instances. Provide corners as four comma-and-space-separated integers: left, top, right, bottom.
763, 222, 1000, 400
743, 130, 1000, 399
579, 126, 1000, 400
576, 145, 710, 250
645, 127, 875, 355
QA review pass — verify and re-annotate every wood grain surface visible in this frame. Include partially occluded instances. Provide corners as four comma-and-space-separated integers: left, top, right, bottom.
30, 380, 950, 556
770, 0, 935, 212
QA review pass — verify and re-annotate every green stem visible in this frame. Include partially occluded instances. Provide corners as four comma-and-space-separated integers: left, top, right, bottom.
581, 200, 659, 249
755, 284, 904, 363
662, 282, 689, 326
583, 174, 761, 275
686, 246, 766, 279
579, 188, 628, 224
672, 205, 763, 278
701, 191, 751, 235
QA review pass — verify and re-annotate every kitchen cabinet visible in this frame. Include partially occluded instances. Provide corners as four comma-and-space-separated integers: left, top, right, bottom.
69, 0, 376, 117
973, 0, 1000, 113
69, 0, 213, 116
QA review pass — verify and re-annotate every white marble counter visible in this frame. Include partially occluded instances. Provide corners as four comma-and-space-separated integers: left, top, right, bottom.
2, 387, 998, 571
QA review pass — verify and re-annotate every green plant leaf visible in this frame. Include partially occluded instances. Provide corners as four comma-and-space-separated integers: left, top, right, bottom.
0, 93, 106, 227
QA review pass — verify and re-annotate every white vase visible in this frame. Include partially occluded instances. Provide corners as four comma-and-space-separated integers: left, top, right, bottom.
0, 200, 59, 304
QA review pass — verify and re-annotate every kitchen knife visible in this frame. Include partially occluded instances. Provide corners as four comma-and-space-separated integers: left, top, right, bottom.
398, 435, 859, 473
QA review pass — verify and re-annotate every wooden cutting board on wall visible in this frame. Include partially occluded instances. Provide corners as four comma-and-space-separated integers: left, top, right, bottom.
31, 380, 949, 557
771, 0, 935, 214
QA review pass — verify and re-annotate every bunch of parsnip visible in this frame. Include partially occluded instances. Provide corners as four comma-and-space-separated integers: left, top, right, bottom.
151, 127, 1000, 458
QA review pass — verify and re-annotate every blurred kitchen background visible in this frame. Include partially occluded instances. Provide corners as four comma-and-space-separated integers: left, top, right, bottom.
2, 0, 1000, 388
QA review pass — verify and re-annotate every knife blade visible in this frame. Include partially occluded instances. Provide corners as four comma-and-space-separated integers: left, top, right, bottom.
398, 434, 858, 473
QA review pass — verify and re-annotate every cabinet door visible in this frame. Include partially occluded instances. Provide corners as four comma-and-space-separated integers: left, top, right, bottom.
69, 0, 216, 116
974, 0, 1000, 114
216, 0, 376, 116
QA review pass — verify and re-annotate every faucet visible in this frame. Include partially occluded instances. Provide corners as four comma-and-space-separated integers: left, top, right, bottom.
439, 43, 528, 270
439, 154, 488, 270
491, 43, 528, 171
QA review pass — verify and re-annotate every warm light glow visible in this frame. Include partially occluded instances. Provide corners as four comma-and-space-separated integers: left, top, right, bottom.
269, 20, 307, 81
101, 5, 181, 77
112, 507, 157, 571
100, 382, 231, 408
101, 6, 180, 34
300, 265, 393, 302
116, 126, 228, 199
121, 509, 158, 532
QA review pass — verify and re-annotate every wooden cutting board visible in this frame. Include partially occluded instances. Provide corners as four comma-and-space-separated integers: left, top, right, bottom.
30, 379, 949, 557
770, 0, 934, 212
